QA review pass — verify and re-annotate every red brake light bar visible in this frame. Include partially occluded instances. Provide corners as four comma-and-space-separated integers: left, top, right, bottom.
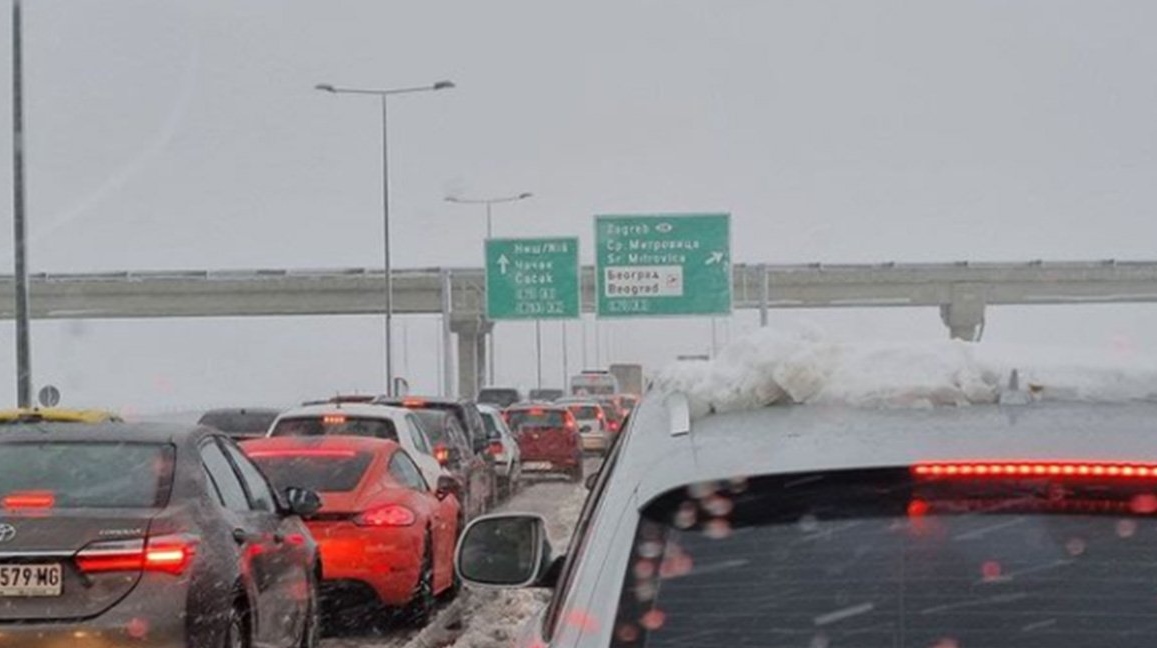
246, 449, 357, 459
913, 462, 1157, 479
321, 414, 347, 425
402, 398, 427, 408
2, 490, 55, 510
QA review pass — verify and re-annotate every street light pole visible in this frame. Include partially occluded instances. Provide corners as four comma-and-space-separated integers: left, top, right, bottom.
380, 95, 392, 397
316, 80, 454, 397
11, 0, 31, 408
445, 192, 533, 387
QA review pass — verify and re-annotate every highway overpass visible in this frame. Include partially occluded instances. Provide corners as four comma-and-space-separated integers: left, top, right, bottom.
2, 260, 1156, 397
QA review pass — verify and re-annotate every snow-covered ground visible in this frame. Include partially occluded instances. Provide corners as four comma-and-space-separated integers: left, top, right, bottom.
656, 327, 1157, 418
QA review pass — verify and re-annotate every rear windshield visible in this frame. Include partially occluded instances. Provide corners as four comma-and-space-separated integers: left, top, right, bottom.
566, 405, 602, 420
249, 452, 373, 493
270, 416, 398, 441
198, 411, 278, 434
478, 389, 520, 406
507, 409, 567, 429
413, 410, 451, 445
480, 411, 501, 437
0, 442, 174, 509
612, 468, 1157, 648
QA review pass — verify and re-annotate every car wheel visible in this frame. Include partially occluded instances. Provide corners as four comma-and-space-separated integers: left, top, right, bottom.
403, 532, 436, 627
298, 567, 321, 648
222, 600, 248, 648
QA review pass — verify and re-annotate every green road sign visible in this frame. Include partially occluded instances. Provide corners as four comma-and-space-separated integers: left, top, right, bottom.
595, 213, 731, 318
486, 237, 580, 320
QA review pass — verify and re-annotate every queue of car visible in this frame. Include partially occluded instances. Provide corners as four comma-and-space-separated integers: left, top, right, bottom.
0, 392, 533, 646
0, 389, 637, 646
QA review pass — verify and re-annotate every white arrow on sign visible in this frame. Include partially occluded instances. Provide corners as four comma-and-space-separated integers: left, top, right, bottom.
497, 254, 511, 274
705, 251, 726, 265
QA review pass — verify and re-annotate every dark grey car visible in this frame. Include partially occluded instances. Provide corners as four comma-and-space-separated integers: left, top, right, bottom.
0, 423, 321, 648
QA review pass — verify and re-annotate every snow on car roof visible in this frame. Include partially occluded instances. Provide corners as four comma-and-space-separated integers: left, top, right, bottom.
654, 328, 1157, 419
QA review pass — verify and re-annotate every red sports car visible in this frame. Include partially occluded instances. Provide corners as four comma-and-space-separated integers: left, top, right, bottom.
242, 436, 461, 627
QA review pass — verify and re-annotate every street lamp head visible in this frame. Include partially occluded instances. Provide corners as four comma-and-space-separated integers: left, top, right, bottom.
433, 80, 456, 91
518, 192, 533, 200
315, 83, 337, 93
444, 196, 461, 203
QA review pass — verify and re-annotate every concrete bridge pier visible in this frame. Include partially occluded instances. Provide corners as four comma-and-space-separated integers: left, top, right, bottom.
940, 284, 987, 341
450, 316, 492, 400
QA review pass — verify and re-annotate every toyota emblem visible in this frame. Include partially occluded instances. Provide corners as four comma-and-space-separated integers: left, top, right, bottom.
0, 524, 15, 544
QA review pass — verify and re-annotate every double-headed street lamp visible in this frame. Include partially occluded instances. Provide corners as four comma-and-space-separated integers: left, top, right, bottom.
445, 192, 533, 387
316, 80, 455, 397
445, 192, 533, 239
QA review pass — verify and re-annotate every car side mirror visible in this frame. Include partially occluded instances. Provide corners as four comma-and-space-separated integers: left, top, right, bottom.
436, 475, 463, 502
283, 487, 322, 518
455, 514, 555, 588
584, 472, 598, 490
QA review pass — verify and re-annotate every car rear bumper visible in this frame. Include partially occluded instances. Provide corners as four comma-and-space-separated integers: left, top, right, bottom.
521, 457, 580, 473
0, 617, 185, 648
0, 577, 190, 648
580, 433, 608, 451
312, 523, 423, 607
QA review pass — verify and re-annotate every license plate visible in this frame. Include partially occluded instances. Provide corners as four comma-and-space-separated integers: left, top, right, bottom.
523, 461, 553, 471
0, 564, 63, 597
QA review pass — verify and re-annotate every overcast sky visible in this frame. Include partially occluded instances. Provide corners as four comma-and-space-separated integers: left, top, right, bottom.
1, 1, 1156, 412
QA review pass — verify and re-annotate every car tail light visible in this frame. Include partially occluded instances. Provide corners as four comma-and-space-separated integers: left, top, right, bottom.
3, 490, 55, 510
530, 407, 545, 416
433, 444, 450, 466
321, 414, 347, 425
608, 420, 621, 433
354, 504, 416, 527
912, 461, 1157, 479
402, 398, 427, 408
76, 534, 198, 576
487, 440, 504, 456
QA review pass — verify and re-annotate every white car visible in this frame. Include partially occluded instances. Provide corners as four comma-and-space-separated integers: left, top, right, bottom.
554, 398, 610, 453
456, 392, 1157, 647
478, 404, 522, 498
266, 402, 446, 489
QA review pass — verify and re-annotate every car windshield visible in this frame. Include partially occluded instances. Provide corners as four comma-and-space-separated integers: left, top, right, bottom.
507, 409, 568, 429
613, 468, 1157, 647
269, 416, 398, 441
0, 442, 174, 509
248, 451, 373, 493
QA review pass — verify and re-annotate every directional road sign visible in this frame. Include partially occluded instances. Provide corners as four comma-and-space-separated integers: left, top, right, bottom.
486, 237, 580, 320
595, 213, 731, 317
